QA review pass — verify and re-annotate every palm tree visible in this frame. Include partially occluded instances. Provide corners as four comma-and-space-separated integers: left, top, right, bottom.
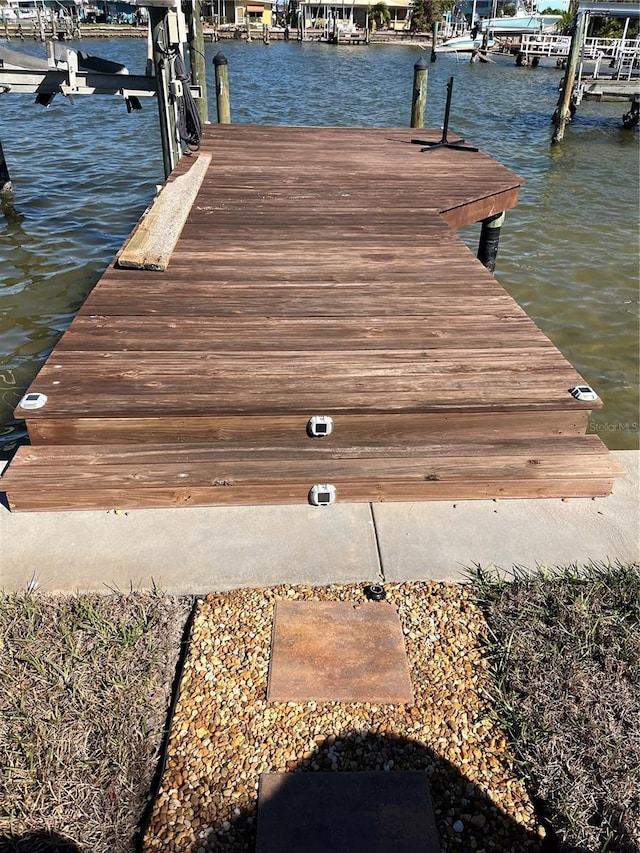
410, 0, 440, 33
368, 1, 390, 30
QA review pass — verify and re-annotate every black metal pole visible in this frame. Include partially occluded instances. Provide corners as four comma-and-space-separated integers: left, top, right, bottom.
441, 76, 454, 141
411, 76, 478, 153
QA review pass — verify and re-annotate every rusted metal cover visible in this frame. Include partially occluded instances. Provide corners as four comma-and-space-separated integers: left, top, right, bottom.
267, 600, 414, 704
256, 771, 441, 853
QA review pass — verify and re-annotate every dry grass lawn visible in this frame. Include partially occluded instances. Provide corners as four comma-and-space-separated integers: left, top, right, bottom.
0, 591, 192, 853
471, 561, 640, 853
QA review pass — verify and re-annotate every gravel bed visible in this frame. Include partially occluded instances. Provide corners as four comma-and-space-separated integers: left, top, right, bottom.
142, 582, 545, 852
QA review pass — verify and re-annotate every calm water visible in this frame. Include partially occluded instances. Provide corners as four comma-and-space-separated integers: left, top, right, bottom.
1, 39, 638, 448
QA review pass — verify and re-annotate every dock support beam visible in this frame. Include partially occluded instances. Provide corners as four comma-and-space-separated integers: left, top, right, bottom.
186, 0, 209, 125
552, 9, 588, 144
411, 57, 428, 129
213, 52, 231, 123
477, 211, 505, 272
430, 21, 438, 62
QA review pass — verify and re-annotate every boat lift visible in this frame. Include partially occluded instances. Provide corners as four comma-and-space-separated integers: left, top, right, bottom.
552, 0, 640, 141
0, 41, 161, 104
0, 0, 209, 181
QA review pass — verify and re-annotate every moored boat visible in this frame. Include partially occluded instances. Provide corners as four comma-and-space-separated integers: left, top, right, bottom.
478, 2, 561, 35
435, 33, 495, 53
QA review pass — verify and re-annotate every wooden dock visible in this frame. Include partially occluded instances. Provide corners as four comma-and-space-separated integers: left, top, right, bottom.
1, 125, 622, 510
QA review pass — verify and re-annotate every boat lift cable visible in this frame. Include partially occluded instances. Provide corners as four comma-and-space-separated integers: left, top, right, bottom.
172, 51, 202, 150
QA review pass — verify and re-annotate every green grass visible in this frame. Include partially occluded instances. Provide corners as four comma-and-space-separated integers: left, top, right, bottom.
470, 561, 640, 853
0, 591, 193, 853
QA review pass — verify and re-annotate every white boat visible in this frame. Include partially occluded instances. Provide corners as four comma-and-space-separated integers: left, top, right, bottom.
436, 2, 561, 53
479, 14, 560, 35
0, 1, 46, 21
478, 3, 561, 35
435, 33, 495, 54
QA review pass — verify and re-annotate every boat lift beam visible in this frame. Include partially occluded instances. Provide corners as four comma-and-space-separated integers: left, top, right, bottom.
0, 67, 164, 98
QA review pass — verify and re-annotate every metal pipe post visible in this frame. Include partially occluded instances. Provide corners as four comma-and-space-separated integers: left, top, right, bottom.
213, 51, 231, 123
149, 7, 181, 178
411, 57, 428, 129
441, 76, 454, 140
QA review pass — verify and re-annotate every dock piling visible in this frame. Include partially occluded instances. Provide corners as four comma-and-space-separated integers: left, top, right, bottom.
430, 22, 438, 62
36, 8, 45, 41
0, 139, 13, 196
186, 0, 209, 125
213, 52, 231, 123
411, 57, 428, 129
622, 97, 639, 129
477, 211, 505, 272
552, 9, 588, 143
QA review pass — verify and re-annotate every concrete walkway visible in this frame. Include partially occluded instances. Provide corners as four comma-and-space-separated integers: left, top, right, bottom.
1, 451, 637, 594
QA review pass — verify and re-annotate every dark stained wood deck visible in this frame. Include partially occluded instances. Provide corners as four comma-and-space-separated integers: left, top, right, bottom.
1, 125, 622, 510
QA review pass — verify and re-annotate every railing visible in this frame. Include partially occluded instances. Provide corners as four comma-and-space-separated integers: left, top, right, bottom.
614, 45, 638, 80
579, 36, 639, 85
517, 33, 571, 58
517, 32, 640, 66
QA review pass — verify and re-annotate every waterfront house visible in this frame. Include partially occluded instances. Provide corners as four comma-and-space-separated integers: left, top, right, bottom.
298, 0, 411, 40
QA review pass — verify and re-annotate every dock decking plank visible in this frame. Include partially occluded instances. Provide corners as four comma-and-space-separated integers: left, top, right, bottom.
53, 318, 554, 351
4, 436, 621, 512
24, 411, 591, 446
75, 292, 520, 319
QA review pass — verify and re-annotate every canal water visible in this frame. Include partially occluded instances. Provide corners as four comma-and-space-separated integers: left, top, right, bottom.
1, 38, 638, 448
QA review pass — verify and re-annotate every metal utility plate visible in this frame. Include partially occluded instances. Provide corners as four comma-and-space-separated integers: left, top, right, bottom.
256, 771, 441, 853
267, 600, 414, 703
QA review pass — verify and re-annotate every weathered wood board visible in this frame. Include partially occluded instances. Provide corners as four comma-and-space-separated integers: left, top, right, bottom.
117, 154, 211, 271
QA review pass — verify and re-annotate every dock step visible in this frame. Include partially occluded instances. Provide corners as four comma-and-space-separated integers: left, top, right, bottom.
1, 436, 622, 511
